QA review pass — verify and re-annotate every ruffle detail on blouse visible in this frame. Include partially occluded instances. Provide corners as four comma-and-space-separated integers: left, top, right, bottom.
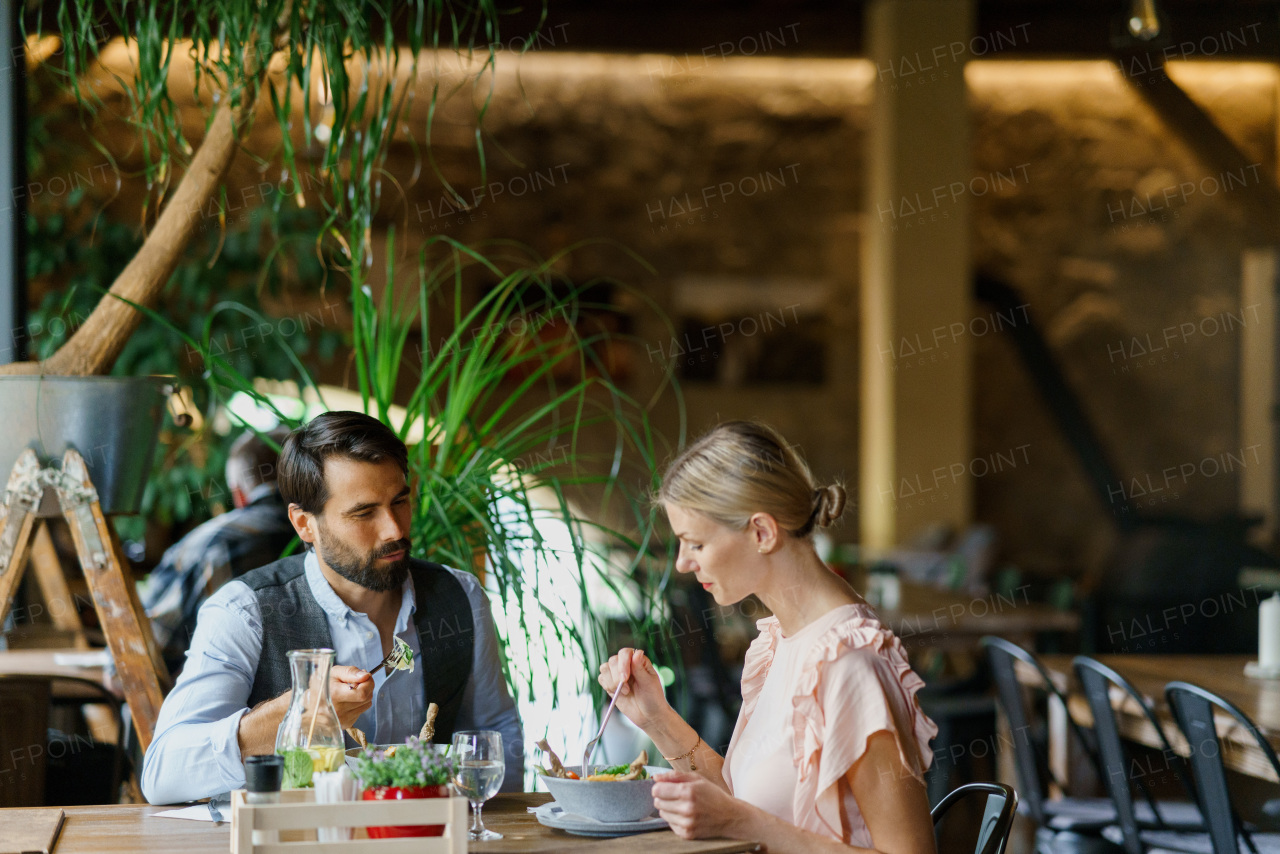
737, 619, 780, 721
741, 606, 939, 843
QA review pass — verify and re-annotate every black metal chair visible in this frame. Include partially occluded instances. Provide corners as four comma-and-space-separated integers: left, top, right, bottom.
921, 683, 1000, 807
982, 636, 1118, 833
1165, 682, 1280, 854
932, 782, 1019, 854
1071, 657, 1206, 854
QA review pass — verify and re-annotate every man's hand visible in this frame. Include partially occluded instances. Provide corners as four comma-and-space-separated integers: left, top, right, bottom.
238, 666, 375, 757
651, 771, 747, 839
331, 665, 374, 727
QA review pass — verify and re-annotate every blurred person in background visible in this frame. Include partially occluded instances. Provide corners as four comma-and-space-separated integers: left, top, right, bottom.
139, 427, 296, 676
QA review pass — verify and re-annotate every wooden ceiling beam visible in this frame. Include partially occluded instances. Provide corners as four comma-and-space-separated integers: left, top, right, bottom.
18, 2, 1280, 59
1115, 47, 1280, 243
485, 3, 1280, 59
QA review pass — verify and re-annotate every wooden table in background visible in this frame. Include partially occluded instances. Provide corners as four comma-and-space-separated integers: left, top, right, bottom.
12, 793, 758, 853
1031, 654, 1280, 782
0, 648, 115, 700
877, 581, 1080, 649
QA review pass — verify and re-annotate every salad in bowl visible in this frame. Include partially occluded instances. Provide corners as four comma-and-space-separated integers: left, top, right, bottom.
538, 741, 662, 822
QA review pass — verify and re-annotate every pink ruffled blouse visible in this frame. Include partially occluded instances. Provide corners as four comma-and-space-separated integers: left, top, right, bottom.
722, 603, 938, 847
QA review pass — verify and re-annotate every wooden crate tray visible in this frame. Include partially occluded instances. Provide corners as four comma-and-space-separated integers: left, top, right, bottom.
229, 788, 468, 854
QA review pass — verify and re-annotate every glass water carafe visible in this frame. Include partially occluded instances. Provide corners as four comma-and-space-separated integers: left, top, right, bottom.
275, 648, 344, 786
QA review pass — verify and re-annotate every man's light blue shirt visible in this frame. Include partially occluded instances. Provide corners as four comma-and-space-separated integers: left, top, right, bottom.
141, 551, 523, 803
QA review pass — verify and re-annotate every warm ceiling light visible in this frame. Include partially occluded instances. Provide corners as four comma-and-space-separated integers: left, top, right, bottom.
25, 34, 62, 68
1128, 0, 1162, 41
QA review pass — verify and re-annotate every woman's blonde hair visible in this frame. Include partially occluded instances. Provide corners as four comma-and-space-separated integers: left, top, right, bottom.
657, 420, 846, 537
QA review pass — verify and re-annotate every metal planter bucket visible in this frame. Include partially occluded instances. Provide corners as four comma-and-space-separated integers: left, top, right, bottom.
0, 375, 174, 516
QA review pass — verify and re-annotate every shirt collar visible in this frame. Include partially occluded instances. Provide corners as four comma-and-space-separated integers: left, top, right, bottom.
245, 482, 280, 506
303, 549, 416, 628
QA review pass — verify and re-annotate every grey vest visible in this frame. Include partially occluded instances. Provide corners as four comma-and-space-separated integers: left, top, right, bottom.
240, 554, 475, 743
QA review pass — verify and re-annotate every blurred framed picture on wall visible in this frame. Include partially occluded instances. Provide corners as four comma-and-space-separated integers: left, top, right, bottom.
668, 276, 830, 386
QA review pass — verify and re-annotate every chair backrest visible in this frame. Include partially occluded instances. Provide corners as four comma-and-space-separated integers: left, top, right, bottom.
932, 782, 1019, 854
981, 636, 1100, 824
1165, 681, 1280, 854
1073, 657, 1196, 854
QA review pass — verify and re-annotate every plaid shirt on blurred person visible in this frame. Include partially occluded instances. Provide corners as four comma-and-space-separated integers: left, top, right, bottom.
139, 483, 297, 675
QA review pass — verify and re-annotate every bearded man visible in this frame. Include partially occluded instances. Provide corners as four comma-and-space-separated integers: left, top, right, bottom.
141, 411, 523, 803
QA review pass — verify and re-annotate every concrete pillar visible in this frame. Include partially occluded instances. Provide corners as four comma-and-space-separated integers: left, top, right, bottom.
1241, 248, 1278, 545
860, 0, 974, 550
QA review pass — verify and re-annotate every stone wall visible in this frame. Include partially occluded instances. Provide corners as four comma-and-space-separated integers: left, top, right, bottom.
968, 61, 1277, 584
372, 54, 1277, 586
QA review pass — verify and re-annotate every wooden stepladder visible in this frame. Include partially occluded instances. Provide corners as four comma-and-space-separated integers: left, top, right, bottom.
0, 448, 170, 750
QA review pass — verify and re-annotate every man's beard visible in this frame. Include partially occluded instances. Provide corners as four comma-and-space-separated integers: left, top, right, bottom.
315, 527, 412, 592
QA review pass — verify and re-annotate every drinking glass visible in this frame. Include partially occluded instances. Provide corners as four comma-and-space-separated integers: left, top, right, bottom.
450, 730, 505, 840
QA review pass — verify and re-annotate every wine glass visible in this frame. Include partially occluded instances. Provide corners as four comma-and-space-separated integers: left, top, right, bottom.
451, 730, 505, 840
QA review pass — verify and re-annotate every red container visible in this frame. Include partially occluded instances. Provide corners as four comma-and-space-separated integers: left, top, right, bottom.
362, 784, 450, 838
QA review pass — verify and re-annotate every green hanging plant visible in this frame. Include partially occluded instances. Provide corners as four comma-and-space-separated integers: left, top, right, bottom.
11, 0, 528, 377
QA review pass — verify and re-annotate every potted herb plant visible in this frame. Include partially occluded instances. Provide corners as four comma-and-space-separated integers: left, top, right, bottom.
352, 737, 457, 838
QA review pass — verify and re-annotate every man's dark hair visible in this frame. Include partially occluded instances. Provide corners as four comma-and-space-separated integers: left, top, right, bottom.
278, 411, 409, 514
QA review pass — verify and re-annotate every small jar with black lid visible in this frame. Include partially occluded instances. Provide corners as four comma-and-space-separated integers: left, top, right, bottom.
244, 754, 284, 845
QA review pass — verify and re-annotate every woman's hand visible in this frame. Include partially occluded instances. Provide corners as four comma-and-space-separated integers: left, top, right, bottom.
598, 648, 671, 730
330, 665, 374, 727
652, 771, 747, 839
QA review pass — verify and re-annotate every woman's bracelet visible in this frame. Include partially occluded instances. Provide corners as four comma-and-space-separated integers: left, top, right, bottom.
662, 735, 702, 772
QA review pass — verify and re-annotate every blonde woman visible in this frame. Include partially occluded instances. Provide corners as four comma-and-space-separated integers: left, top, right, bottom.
600, 421, 938, 854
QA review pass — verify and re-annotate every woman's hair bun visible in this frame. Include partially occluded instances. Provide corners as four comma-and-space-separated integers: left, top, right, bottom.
814, 483, 847, 528
657, 420, 841, 539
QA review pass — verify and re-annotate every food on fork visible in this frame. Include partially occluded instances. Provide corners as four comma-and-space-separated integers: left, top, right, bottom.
382, 636, 415, 675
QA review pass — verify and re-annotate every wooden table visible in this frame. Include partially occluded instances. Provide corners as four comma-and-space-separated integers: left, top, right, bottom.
0, 648, 116, 699
0, 648, 108, 677
3, 793, 758, 853
1031, 654, 1280, 782
877, 582, 1080, 649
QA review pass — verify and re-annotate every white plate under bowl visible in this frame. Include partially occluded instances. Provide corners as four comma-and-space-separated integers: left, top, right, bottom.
534, 801, 668, 837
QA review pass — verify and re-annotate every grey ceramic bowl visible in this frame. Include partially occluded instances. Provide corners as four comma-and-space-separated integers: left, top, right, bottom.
540, 765, 665, 823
